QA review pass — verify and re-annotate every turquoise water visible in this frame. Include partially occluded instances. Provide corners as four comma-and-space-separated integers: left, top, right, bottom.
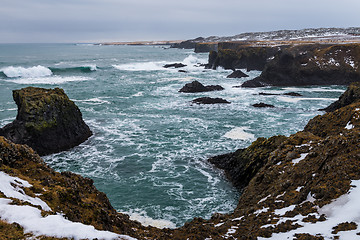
0, 43, 345, 227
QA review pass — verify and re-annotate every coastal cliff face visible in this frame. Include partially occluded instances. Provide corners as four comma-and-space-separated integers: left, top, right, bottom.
0, 87, 92, 155
242, 43, 360, 87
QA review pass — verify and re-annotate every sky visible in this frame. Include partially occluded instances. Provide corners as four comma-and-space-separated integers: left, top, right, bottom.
1, 0, 360, 43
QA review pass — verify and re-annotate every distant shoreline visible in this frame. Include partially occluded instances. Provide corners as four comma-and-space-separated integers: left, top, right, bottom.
98, 40, 183, 46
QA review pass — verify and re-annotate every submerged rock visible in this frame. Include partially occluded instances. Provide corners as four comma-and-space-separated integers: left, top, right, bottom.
259, 92, 303, 96
192, 97, 230, 104
179, 80, 224, 93
0, 87, 92, 155
320, 81, 360, 112
226, 70, 249, 78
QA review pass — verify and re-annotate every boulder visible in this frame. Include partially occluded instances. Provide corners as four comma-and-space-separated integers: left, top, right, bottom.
320, 82, 360, 112
0, 87, 92, 156
192, 97, 230, 104
283, 92, 303, 97
163, 63, 187, 68
226, 70, 249, 78
252, 102, 275, 108
179, 81, 224, 93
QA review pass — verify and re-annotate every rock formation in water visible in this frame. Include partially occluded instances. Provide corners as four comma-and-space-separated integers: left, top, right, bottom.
179, 80, 224, 93
226, 70, 249, 78
252, 102, 275, 108
191, 97, 230, 104
0, 87, 92, 156
163, 63, 187, 68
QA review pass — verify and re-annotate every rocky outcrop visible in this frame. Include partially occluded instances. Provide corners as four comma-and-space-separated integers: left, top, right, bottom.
0, 87, 92, 156
194, 43, 218, 53
242, 43, 360, 87
179, 80, 224, 93
320, 81, 360, 112
191, 97, 230, 104
207, 43, 281, 71
163, 63, 187, 68
170, 37, 205, 49
226, 70, 249, 78
252, 102, 275, 108
259, 92, 303, 96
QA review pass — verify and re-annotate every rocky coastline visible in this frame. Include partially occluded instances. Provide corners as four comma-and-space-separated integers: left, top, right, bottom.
1, 80, 360, 239
2, 30, 360, 239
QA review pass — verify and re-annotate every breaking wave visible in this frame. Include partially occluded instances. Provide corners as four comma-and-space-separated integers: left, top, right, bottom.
0, 65, 97, 79
1, 65, 52, 78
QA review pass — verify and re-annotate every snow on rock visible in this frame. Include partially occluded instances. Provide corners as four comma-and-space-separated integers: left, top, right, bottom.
258, 180, 360, 240
0, 171, 51, 211
292, 153, 309, 165
0, 171, 135, 240
345, 121, 355, 130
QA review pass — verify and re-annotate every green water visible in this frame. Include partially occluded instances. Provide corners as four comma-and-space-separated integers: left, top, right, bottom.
0, 43, 345, 227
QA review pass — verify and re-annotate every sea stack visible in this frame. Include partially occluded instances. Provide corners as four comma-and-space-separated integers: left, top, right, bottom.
0, 87, 92, 155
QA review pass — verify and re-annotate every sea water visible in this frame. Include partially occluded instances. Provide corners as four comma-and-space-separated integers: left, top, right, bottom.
0, 43, 346, 228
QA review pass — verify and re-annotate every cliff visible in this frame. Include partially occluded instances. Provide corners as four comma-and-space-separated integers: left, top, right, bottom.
1, 84, 360, 239
0, 87, 92, 156
242, 43, 360, 87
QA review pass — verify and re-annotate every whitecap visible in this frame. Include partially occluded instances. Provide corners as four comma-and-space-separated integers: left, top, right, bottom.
113, 61, 167, 71
5, 76, 92, 84
1, 65, 52, 78
278, 96, 338, 103
224, 127, 255, 140
121, 209, 176, 229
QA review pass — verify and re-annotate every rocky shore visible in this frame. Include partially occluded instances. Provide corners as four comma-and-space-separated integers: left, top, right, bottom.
1, 79, 360, 239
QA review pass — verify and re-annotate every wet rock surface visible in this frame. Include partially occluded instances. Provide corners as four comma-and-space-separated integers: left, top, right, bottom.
226, 70, 249, 78
0, 87, 92, 156
252, 102, 275, 108
163, 63, 187, 68
191, 97, 230, 104
179, 80, 224, 93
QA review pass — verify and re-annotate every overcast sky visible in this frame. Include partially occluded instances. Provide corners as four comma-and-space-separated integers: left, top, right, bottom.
1, 0, 360, 43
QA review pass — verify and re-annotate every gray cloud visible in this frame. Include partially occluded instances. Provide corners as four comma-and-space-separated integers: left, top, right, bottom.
1, 0, 359, 43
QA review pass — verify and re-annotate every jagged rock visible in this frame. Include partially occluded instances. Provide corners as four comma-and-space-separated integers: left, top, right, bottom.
209, 136, 287, 191
163, 63, 187, 68
226, 70, 249, 78
242, 44, 360, 87
179, 80, 224, 93
170, 37, 205, 49
320, 82, 360, 112
252, 102, 275, 108
191, 97, 230, 104
0, 87, 92, 156
194, 43, 218, 53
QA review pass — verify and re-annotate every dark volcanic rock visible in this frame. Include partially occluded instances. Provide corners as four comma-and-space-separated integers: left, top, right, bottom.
320, 82, 360, 112
163, 63, 187, 68
242, 43, 360, 87
284, 92, 303, 97
0, 87, 92, 156
192, 97, 230, 104
252, 102, 275, 108
226, 70, 249, 78
179, 80, 224, 93
209, 136, 287, 191
195, 43, 218, 53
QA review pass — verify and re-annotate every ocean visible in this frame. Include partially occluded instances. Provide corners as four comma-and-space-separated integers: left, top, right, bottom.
0, 43, 345, 228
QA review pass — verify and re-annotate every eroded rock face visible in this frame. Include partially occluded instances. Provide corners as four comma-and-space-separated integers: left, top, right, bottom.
179, 80, 224, 93
0, 87, 92, 155
242, 43, 360, 87
320, 81, 360, 112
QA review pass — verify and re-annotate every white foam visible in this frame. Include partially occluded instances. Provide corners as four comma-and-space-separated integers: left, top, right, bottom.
1, 65, 52, 78
278, 96, 338, 103
183, 54, 206, 66
121, 210, 176, 229
113, 61, 167, 71
5, 76, 92, 84
132, 92, 144, 97
223, 127, 255, 140
74, 97, 110, 105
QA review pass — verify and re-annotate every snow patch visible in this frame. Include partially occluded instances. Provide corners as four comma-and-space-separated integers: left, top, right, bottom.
345, 121, 355, 130
292, 153, 309, 165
